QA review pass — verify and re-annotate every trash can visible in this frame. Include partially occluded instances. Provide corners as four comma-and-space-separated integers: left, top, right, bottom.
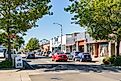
15, 56, 23, 69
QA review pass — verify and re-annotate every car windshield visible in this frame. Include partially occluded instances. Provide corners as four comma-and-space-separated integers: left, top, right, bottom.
75, 52, 80, 56
65, 53, 70, 55
57, 52, 64, 54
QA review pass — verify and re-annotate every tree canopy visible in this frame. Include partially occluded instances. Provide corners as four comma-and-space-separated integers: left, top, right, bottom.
0, 0, 52, 34
65, 0, 121, 55
26, 38, 40, 51
0, 0, 52, 60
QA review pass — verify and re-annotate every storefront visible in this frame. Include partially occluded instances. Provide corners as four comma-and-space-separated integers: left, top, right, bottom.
78, 40, 85, 52
87, 42, 109, 58
100, 43, 109, 57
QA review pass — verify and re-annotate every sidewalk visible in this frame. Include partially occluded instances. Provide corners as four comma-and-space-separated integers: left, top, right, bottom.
0, 70, 31, 81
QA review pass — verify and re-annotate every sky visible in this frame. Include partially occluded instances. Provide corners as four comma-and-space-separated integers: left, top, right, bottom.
23, 0, 85, 44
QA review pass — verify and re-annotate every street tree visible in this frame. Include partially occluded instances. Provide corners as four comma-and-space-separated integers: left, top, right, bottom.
12, 36, 25, 51
0, 0, 52, 60
26, 38, 40, 51
65, 0, 121, 56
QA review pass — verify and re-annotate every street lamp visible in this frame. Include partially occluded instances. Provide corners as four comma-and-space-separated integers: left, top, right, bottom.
53, 22, 63, 51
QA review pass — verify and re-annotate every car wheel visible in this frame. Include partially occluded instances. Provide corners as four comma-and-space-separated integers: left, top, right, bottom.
52, 59, 54, 61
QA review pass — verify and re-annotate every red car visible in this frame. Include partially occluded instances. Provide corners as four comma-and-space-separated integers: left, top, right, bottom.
52, 52, 68, 62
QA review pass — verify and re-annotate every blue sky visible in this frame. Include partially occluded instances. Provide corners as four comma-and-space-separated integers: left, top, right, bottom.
23, 0, 85, 44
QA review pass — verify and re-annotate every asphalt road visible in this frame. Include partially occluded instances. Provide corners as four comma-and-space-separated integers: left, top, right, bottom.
27, 57, 98, 65
26, 58, 121, 73
30, 72, 121, 81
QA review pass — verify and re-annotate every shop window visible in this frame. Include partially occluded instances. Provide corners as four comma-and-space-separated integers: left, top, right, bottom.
100, 44, 108, 57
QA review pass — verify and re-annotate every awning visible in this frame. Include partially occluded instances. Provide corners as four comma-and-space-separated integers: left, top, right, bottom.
86, 40, 108, 44
66, 43, 75, 46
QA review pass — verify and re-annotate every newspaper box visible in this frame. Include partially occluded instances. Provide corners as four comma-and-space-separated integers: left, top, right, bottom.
15, 56, 23, 68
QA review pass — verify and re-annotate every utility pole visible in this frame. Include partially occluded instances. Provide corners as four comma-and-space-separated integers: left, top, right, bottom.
53, 23, 63, 51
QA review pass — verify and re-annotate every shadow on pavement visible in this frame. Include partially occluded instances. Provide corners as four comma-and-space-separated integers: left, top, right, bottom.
31, 64, 121, 73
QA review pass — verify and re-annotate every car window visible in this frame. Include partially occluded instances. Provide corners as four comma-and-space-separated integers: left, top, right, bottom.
0, 50, 3, 52
84, 55, 91, 58
57, 52, 64, 54
65, 53, 70, 55
75, 52, 80, 56
83, 53, 90, 55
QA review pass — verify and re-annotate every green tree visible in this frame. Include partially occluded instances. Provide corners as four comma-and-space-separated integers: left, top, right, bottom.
26, 38, 40, 51
0, 0, 52, 60
65, 0, 121, 56
0, 33, 7, 45
12, 36, 25, 51
0, 32, 24, 50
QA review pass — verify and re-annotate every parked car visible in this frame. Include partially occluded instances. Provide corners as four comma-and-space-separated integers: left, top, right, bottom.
42, 52, 49, 57
0, 49, 5, 58
73, 52, 92, 62
65, 52, 73, 60
26, 52, 35, 59
49, 52, 54, 58
52, 52, 68, 62
35, 52, 41, 55
71, 51, 81, 60
71, 51, 81, 56
5, 49, 18, 59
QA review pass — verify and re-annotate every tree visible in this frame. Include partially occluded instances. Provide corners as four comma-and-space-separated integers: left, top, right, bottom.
0, 0, 52, 60
12, 36, 25, 51
0, 32, 24, 51
65, 0, 121, 56
0, 33, 7, 45
26, 38, 40, 51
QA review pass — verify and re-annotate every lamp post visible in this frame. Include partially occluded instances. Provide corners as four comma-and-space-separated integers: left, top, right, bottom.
53, 23, 63, 51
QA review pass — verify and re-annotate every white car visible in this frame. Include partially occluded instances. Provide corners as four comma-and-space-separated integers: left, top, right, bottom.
5, 49, 18, 59
0, 49, 5, 58
49, 53, 54, 58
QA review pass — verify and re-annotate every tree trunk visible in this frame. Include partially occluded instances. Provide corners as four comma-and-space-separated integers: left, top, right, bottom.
115, 40, 120, 56
7, 27, 12, 61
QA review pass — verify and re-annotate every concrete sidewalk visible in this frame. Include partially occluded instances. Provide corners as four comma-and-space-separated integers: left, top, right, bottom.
0, 70, 31, 81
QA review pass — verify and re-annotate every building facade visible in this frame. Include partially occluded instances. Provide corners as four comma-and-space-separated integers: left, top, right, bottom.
49, 31, 121, 59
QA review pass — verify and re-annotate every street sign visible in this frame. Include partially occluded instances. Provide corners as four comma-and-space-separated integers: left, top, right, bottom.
15, 56, 23, 69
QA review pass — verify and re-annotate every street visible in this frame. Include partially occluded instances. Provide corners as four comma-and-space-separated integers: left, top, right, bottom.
30, 72, 121, 81
28, 58, 121, 81
0, 57, 121, 81
27, 57, 98, 65
25, 57, 121, 73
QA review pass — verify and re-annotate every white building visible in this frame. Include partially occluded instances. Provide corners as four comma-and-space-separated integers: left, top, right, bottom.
49, 32, 79, 53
